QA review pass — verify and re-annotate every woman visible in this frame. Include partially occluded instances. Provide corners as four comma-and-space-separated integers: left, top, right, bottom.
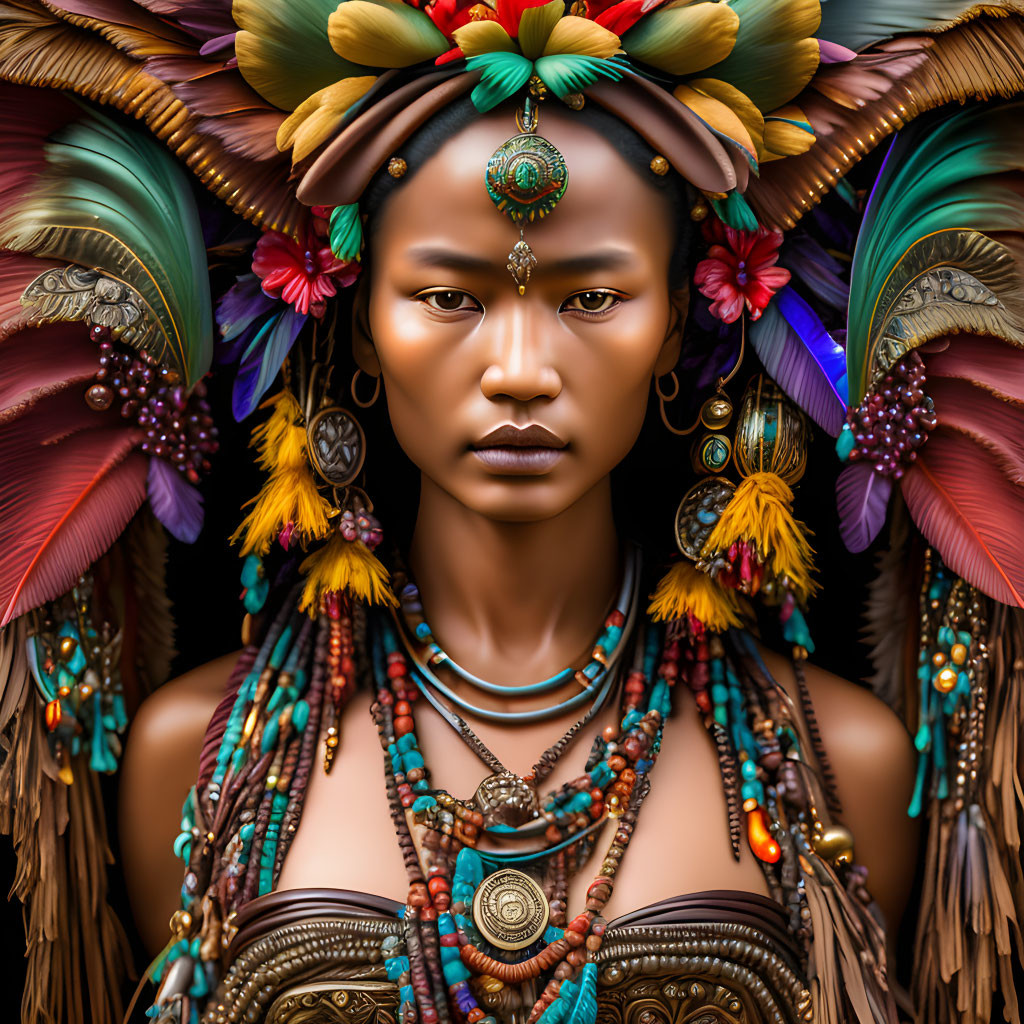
0, 3, 1021, 1024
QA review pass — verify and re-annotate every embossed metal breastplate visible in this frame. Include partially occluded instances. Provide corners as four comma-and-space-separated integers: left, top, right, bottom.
203, 890, 811, 1024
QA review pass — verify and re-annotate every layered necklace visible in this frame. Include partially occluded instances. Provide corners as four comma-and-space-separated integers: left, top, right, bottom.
371, 548, 680, 1024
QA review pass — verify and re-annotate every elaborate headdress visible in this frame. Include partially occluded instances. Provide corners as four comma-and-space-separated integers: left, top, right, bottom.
0, 2, 1023, 1023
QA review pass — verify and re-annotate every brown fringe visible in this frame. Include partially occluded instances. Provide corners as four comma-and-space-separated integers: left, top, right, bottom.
911, 605, 1024, 1024
748, 16, 1024, 229
0, 638, 134, 1024
0, 0, 302, 235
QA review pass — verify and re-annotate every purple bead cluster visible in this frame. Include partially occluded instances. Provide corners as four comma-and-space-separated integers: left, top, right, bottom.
86, 327, 218, 483
338, 507, 384, 550
843, 352, 936, 478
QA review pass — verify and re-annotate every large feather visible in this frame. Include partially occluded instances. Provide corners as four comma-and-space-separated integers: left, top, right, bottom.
0, 390, 146, 625
749, 286, 847, 435
927, 332, 1024, 404
232, 306, 307, 420
146, 456, 204, 543
901, 430, 1024, 608
818, 0, 1024, 52
836, 460, 892, 553
0, 90, 212, 387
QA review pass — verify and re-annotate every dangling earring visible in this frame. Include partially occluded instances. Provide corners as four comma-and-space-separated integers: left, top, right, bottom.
350, 367, 380, 409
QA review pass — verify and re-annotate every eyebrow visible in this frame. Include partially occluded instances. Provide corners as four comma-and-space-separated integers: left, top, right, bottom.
406, 245, 635, 276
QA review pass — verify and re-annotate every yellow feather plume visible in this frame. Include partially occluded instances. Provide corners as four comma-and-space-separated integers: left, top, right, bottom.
648, 561, 745, 632
299, 532, 397, 612
231, 391, 332, 557
700, 472, 817, 604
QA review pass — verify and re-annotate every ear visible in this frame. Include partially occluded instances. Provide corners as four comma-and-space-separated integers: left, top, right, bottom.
351, 273, 382, 376
653, 282, 689, 377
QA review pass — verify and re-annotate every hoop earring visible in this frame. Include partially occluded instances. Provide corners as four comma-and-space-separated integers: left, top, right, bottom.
656, 371, 698, 436
350, 368, 381, 409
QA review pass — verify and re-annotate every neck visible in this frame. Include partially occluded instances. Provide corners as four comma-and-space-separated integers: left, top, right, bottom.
408, 477, 621, 686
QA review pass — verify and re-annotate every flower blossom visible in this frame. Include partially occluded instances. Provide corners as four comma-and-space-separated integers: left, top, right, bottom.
694, 221, 791, 323
252, 229, 359, 318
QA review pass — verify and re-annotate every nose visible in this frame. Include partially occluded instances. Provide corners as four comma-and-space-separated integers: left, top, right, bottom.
479, 300, 562, 403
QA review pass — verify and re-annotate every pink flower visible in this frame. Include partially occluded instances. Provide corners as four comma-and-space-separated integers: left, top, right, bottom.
252, 230, 359, 318
694, 221, 790, 323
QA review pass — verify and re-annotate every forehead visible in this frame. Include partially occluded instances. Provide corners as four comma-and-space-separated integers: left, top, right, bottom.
372, 107, 676, 265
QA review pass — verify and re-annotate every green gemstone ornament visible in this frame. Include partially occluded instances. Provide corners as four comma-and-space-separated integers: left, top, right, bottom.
485, 132, 568, 224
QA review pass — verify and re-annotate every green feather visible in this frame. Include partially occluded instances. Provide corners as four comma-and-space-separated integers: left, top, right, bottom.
711, 192, 759, 231
847, 101, 1024, 401
0, 104, 212, 387
466, 53, 533, 112
235, 0, 372, 111
533, 54, 625, 98
330, 203, 363, 261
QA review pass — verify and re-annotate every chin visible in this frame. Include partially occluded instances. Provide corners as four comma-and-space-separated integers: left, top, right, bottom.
453, 476, 588, 524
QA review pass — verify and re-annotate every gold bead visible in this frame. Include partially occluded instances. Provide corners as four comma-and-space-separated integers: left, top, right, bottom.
813, 825, 855, 865
326, 735, 339, 748
932, 651, 946, 667
934, 666, 958, 693
951, 643, 968, 666
690, 200, 708, 222
742, 797, 758, 813
649, 155, 670, 176
78, 684, 93, 699
387, 157, 407, 179
57, 686, 71, 698
59, 636, 78, 658
700, 395, 733, 430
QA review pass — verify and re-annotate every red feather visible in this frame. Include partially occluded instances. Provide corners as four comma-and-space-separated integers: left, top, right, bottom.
930, 375, 1024, 485
901, 429, 1024, 607
0, 323, 98, 423
927, 334, 1024, 404
0, 255, 62, 335
0, 390, 146, 625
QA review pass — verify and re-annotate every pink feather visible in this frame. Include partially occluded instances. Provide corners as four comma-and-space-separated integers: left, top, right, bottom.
0, 255, 62, 335
0, 323, 98, 423
927, 334, 1024, 404
901, 430, 1024, 608
0, 390, 145, 625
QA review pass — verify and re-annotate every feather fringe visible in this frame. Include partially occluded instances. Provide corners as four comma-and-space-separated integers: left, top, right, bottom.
648, 560, 746, 631
230, 391, 331, 557
298, 531, 397, 613
702, 472, 817, 604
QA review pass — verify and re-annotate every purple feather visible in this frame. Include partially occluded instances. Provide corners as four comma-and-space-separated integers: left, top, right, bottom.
232, 306, 308, 420
749, 287, 848, 436
783, 236, 850, 311
147, 458, 204, 543
217, 273, 277, 345
836, 462, 892, 552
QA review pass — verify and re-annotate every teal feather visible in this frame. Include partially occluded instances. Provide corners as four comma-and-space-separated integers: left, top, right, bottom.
818, 0, 1016, 52
466, 53, 533, 112
711, 192, 759, 231
847, 101, 1024, 400
533, 54, 625, 98
330, 203, 364, 261
0, 105, 212, 388
539, 964, 598, 1024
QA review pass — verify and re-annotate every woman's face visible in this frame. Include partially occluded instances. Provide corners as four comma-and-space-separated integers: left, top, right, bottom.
359, 108, 685, 523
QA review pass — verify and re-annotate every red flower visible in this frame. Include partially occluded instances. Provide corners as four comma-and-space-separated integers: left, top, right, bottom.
694, 221, 790, 323
590, 0, 669, 36
252, 230, 359, 318
426, 0, 493, 36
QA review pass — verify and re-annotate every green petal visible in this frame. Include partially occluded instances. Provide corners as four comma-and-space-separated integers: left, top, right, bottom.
533, 53, 625, 99
710, 192, 758, 231
330, 203, 363, 261
465, 52, 533, 113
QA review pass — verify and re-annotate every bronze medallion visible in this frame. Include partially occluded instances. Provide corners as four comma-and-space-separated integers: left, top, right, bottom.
307, 406, 366, 487
472, 868, 549, 951
673, 478, 736, 561
473, 770, 539, 828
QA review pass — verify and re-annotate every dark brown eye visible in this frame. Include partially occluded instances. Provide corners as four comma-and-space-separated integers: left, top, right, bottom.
421, 289, 476, 312
563, 291, 619, 314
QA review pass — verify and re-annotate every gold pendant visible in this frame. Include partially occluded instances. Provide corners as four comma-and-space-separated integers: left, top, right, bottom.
472, 868, 549, 951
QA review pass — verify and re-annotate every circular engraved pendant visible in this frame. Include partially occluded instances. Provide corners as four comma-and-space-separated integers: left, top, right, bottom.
307, 407, 365, 487
674, 478, 736, 561
472, 868, 549, 951
485, 133, 568, 224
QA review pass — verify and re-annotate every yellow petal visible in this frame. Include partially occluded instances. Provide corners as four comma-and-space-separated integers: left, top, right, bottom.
328, 0, 448, 68
518, 0, 563, 59
761, 104, 816, 161
673, 83, 756, 159
622, 2, 738, 75
452, 19, 516, 57
542, 16, 620, 58
688, 78, 764, 157
277, 77, 377, 161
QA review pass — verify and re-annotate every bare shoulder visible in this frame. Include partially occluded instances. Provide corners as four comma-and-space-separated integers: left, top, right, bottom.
119, 652, 240, 955
760, 647, 919, 938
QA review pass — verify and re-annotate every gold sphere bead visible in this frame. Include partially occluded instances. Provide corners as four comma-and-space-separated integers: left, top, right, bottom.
932, 651, 946, 667
690, 200, 708, 222
934, 666, 958, 693
950, 643, 968, 666
700, 395, 733, 430
169, 909, 192, 935
78, 684, 93, 699
59, 636, 78, 658
58, 686, 72, 698
649, 155, 670, 176
813, 825, 855, 865
387, 157, 407, 179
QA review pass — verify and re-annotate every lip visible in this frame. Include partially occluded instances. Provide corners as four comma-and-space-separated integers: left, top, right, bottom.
471, 424, 567, 474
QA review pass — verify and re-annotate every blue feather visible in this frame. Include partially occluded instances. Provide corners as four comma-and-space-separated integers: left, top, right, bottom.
749, 286, 848, 436
232, 307, 307, 420
147, 457, 203, 543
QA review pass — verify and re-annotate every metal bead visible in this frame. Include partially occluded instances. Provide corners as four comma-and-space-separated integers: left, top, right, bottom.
813, 825, 855, 865
934, 666, 958, 693
85, 384, 114, 411
700, 395, 733, 430
387, 157, 407, 179
649, 155, 670, 176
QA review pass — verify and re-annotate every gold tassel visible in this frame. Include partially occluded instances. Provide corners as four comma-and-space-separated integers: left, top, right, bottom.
648, 561, 745, 631
701, 471, 817, 603
230, 391, 332, 557
299, 531, 397, 612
